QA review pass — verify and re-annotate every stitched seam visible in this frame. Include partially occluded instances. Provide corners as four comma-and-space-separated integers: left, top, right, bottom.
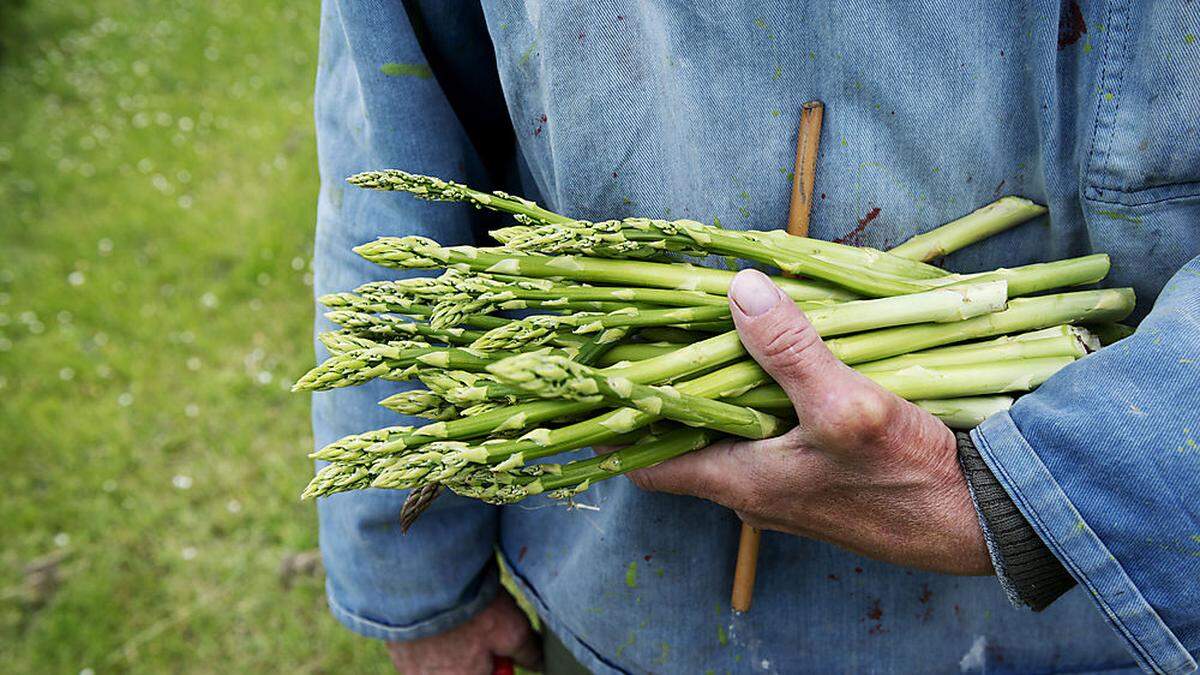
1086, 182, 1200, 206
1082, 0, 1128, 191
1099, 2, 1134, 193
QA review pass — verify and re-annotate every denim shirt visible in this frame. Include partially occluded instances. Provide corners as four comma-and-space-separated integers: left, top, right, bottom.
311, 1, 1200, 672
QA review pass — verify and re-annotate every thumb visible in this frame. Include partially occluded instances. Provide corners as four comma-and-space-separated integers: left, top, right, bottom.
728, 269, 900, 446
728, 269, 848, 410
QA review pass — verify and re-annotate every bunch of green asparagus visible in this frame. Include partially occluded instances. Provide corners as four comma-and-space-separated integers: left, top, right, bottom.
295, 170, 1135, 512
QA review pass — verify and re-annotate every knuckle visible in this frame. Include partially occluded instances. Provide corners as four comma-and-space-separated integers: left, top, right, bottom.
759, 319, 824, 367
828, 386, 896, 443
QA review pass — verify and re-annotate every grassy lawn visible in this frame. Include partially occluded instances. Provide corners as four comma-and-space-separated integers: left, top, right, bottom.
0, 1, 393, 671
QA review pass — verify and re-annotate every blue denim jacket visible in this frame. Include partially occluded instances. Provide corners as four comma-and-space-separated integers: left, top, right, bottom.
311, 1, 1200, 672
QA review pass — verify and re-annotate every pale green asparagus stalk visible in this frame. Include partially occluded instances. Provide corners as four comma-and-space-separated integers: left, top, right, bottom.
888, 197, 1048, 262
915, 396, 1015, 427
726, 356, 1075, 408
487, 353, 787, 439
853, 326, 1090, 372
367, 360, 771, 493
352, 236, 856, 302
349, 169, 946, 279
305, 329, 761, 468
470, 281, 1008, 352
825, 288, 1134, 364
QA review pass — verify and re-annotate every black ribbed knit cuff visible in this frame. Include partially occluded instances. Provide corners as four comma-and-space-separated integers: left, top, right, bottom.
956, 432, 1076, 611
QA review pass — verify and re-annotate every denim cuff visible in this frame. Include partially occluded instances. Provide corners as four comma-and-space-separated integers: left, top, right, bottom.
325, 564, 501, 642
973, 413, 1196, 675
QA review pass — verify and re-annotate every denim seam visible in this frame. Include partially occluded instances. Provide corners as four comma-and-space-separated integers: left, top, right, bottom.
1082, 0, 1123, 191
1084, 181, 1200, 207
972, 417, 1195, 675
324, 573, 500, 642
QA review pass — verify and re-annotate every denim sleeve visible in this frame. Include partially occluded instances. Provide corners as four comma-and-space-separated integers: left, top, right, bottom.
973, 255, 1200, 674
311, 0, 505, 642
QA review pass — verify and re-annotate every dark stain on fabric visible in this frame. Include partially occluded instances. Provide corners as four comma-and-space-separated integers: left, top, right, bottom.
1057, 1, 1087, 50
993, 179, 1007, 196
534, 113, 547, 137
644, 553, 654, 562
835, 207, 881, 244
827, 574, 839, 581
518, 546, 528, 563
865, 598, 886, 634
854, 566, 864, 574
918, 584, 933, 604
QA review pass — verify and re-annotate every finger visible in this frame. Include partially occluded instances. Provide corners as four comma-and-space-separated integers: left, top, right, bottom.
504, 634, 543, 671
489, 595, 542, 671
623, 437, 753, 506
728, 269, 896, 443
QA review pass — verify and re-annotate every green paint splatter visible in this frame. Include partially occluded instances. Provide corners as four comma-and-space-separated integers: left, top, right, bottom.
1192, 535, 1200, 544
655, 568, 665, 578
498, 21, 509, 30
1104, 91, 1115, 101
380, 63, 432, 79
717, 624, 728, 646
615, 631, 637, 657
625, 560, 638, 588
1186, 34, 1196, 45
655, 642, 670, 665
809, 51, 817, 61
840, 137, 848, 147
1096, 210, 1142, 224
772, 65, 782, 81
706, 670, 717, 675
518, 41, 538, 66
753, 18, 768, 30
738, 191, 750, 202
1177, 428, 1198, 453
770, 109, 781, 117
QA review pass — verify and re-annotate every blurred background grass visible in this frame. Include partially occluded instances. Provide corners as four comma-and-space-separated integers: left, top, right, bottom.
0, 1, 397, 672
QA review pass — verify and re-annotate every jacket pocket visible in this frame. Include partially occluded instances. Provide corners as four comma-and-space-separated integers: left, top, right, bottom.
1083, 0, 1200, 207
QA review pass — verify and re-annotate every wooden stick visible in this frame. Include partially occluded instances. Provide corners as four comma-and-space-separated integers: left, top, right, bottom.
730, 100, 824, 613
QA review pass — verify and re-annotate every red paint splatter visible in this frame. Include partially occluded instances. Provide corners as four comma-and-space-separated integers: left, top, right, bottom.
819, 192, 826, 200
827, 574, 839, 581
617, 14, 625, 21
854, 566, 863, 574
865, 598, 886, 634
533, 114, 547, 137
1057, 1, 1087, 50
866, 599, 883, 621
643, 553, 653, 562
578, 32, 586, 41
834, 207, 881, 245
518, 546, 528, 563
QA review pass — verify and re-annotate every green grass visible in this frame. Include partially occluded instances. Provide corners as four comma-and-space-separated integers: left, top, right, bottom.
0, 1, 393, 672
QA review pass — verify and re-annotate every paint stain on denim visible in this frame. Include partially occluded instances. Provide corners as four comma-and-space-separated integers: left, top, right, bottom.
1057, 1, 1087, 50
835, 207, 881, 244
379, 63, 431, 78
625, 560, 638, 588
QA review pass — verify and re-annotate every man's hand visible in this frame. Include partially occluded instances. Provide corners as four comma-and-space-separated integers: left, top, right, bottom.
621, 269, 992, 575
387, 591, 541, 674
